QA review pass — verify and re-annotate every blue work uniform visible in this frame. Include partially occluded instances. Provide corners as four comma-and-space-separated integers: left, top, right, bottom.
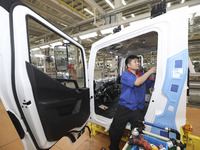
118, 69, 153, 111
109, 69, 154, 150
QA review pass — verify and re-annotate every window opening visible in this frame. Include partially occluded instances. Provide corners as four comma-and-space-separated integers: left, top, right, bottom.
94, 31, 158, 118
27, 17, 85, 88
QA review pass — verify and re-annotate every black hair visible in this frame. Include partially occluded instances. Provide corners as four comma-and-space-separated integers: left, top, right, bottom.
125, 55, 139, 67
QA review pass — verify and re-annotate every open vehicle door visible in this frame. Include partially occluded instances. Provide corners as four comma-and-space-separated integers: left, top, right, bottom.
88, 6, 188, 138
0, 0, 90, 150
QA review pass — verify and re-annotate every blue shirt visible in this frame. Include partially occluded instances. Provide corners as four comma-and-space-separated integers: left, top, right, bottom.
118, 70, 154, 111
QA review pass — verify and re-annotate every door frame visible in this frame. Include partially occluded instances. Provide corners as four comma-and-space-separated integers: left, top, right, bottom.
10, 3, 89, 149
88, 7, 188, 133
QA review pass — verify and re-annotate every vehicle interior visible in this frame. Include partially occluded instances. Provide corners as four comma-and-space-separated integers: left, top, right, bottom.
93, 31, 158, 119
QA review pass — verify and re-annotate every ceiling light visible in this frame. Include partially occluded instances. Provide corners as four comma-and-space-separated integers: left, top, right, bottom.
35, 54, 45, 58
79, 32, 98, 39
105, 0, 114, 9
100, 26, 117, 34
40, 45, 50, 49
59, 23, 67, 27
122, 17, 126, 20
181, 0, 185, 4
31, 47, 40, 51
131, 14, 135, 17
84, 8, 94, 16
167, 2, 171, 8
50, 42, 63, 47
122, 0, 126, 5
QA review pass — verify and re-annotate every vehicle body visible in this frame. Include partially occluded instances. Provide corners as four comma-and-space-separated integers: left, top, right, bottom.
0, 0, 188, 149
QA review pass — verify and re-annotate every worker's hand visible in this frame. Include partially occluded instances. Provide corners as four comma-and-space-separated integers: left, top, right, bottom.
149, 66, 156, 74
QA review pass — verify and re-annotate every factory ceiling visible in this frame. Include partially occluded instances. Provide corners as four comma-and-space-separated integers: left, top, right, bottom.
21, 0, 200, 63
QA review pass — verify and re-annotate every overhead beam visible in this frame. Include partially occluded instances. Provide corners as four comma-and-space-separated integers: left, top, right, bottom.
84, 0, 105, 15
28, 26, 50, 35
30, 0, 158, 41
39, 0, 76, 21
22, 0, 72, 26
72, 0, 200, 37
49, 0, 86, 20
30, 0, 200, 42
106, 0, 159, 16
71, 12, 150, 37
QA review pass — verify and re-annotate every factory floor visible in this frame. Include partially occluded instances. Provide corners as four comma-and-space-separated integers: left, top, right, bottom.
0, 99, 199, 150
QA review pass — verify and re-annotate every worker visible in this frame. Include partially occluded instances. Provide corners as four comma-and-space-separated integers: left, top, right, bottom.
109, 55, 156, 150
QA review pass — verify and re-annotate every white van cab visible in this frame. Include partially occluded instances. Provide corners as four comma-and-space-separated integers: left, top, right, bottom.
0, 0, 189, 149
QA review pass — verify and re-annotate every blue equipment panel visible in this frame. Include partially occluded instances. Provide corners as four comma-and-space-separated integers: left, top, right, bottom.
151, 49, 188, 138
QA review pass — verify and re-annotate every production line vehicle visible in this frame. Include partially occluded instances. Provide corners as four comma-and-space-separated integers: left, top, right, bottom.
0, 0, 192, 149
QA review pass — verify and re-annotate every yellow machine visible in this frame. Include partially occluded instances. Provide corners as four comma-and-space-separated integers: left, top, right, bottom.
87, 122, 130, 142
181, 122, 200, 150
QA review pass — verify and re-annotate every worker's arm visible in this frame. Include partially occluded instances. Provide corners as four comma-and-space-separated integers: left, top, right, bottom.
134, 67, 156, 86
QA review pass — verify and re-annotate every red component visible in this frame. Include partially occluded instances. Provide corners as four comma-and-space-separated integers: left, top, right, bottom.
128, 134, 152, 150
158, 144, 163, 148
149, 76, 155, 81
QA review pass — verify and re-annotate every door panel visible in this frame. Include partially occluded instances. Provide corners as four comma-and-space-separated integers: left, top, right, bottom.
10, 3, 90, 149
26, 62, 90, 141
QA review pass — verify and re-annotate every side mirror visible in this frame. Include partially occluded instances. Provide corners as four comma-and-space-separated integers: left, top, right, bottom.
54, 44, 70, 79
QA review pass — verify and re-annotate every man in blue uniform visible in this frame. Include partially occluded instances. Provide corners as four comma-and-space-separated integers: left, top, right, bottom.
109, 55, 156, 150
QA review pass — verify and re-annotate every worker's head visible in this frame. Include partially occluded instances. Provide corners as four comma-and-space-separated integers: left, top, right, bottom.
125, 55, 140, 70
